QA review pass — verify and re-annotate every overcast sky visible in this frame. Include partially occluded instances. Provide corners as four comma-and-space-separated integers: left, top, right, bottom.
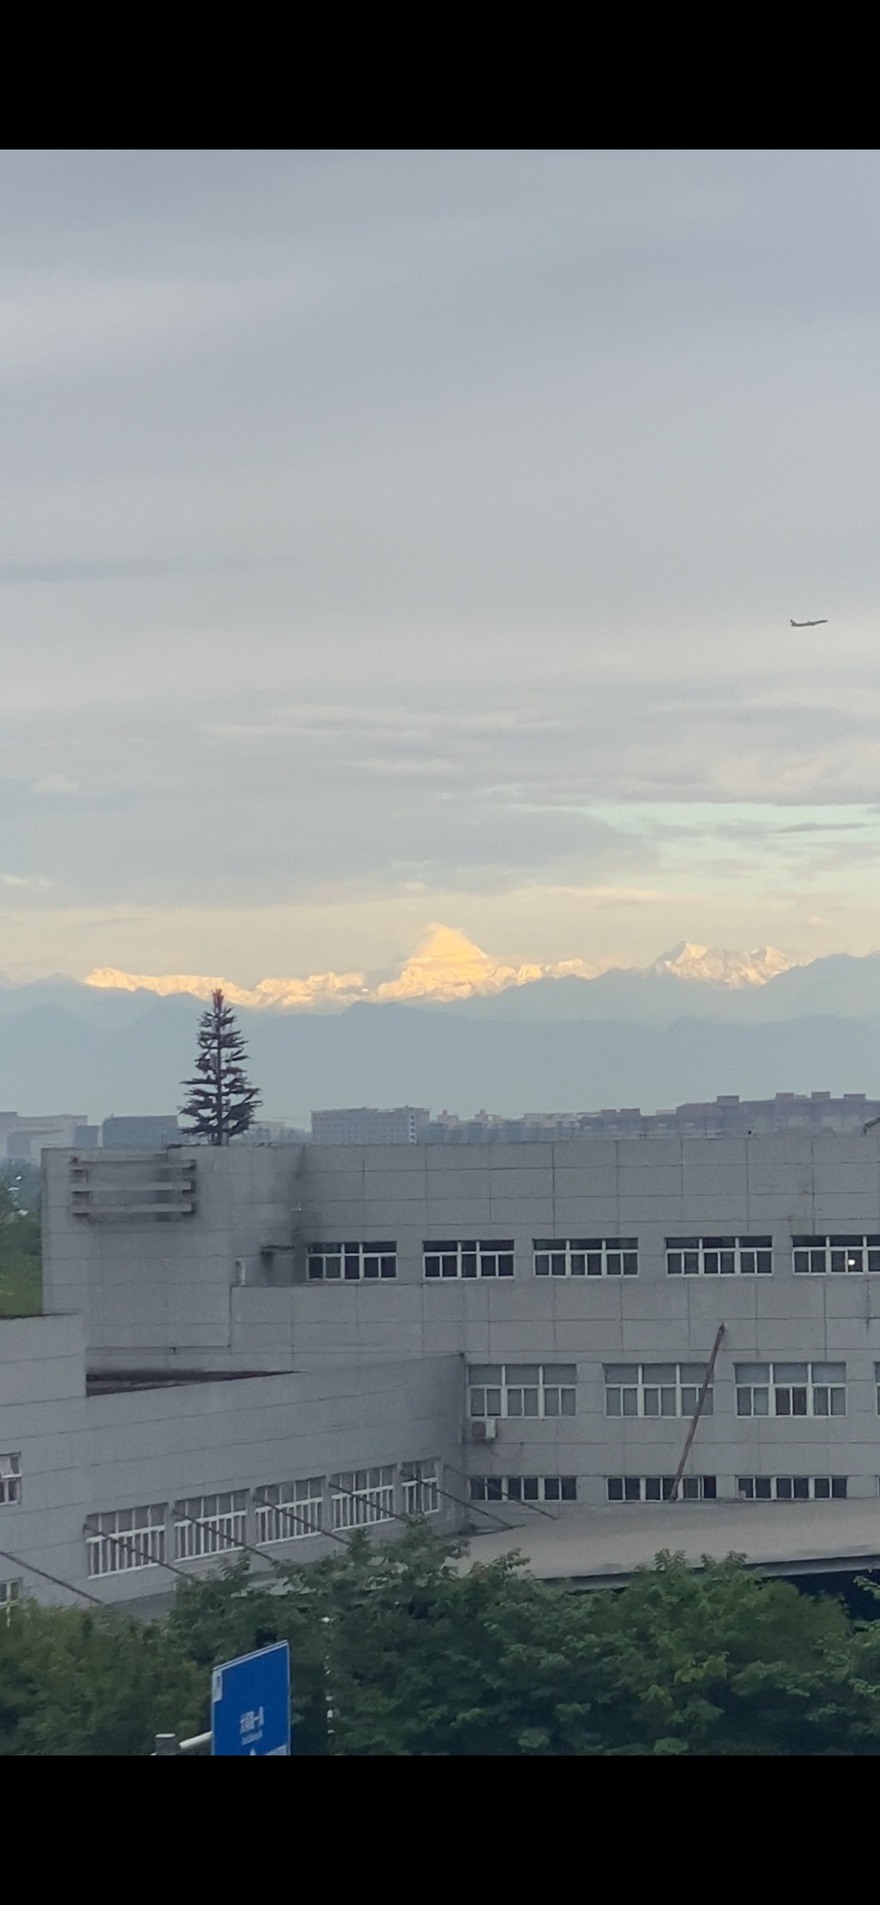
3, 148, 880, 986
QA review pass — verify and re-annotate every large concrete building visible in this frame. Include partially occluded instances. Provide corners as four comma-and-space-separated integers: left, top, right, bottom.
7, 1131, 880, 1614
312, 1107, 430, 1144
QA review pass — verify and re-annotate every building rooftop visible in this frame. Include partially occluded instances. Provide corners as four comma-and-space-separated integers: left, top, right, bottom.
458, 1500, 880, 1588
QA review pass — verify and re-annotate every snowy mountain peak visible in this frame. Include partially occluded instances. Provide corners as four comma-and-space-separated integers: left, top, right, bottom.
650, 943, 795, 988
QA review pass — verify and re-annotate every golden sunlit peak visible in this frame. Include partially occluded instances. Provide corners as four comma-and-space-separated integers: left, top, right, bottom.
374, 926, 599, 1002
82, 929, 798, 1013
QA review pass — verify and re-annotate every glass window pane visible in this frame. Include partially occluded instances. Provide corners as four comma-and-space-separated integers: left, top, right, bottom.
775, 1363, 809, 1383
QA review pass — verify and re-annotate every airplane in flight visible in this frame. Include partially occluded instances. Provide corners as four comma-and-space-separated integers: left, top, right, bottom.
790, 616, 828, 627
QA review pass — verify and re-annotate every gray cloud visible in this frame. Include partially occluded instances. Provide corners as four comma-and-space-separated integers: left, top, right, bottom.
5, 153, 880, 967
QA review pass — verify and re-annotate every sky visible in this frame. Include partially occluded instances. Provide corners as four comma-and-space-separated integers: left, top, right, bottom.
4, 148, 880, 989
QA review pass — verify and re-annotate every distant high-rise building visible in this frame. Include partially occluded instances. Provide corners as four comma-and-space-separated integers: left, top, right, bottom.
102, 1115, 180, 1150
4, 1115, 89, 1162
311, 1107, 430, 1145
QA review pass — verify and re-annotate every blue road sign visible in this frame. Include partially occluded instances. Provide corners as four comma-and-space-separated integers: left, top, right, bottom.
211, 1641, 291, 1756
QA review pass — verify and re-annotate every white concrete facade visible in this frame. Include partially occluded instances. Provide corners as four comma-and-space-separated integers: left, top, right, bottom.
5, 1132, 880, 1611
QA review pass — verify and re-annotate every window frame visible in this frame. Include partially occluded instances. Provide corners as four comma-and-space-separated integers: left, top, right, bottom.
174, 1491, 247, 1561
735, 1361, 847, 1418
255, 1478, 324, 1544
603, 1363, 715, 1419
793, 1234, 880, 1275
469, 1474, 578, 1503
737, 1475, 848, 1501
424, 1240, 515, 1279
468, 1363, 577, 1419
533, 1238, 638, 1278
0, 1454, 21, 1506
306, 1242, 397, 1281
665, 1236, 773, 1276
400, 1461, 440, 1516
86, 1503, 168, 1577
606, 1475, 717, 1503
331, 1466, 395, 1531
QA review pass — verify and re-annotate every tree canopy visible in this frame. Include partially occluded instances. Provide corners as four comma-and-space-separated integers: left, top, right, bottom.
5, 1526, 880, 1755
179, 989, 261, 1145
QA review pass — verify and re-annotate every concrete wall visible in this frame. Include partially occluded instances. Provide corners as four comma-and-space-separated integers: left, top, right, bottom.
0, 1312, 464, 1608
34, 1132, 880, 1547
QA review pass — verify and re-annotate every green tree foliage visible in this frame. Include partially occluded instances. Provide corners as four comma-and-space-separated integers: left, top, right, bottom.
0, 1168, 41, 1316
5, 1528, 880, 1754
179, 989, 261, 1145
0, 1602, 204, 1756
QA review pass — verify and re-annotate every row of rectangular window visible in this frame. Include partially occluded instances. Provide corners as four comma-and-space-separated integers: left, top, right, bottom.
467, 1361, 872, 1419
606, 1475, 849, 1502
607, 1475, 717, 1501
469, 1474, 852, 1505
469, 1476, 578, 1502
304, 1235, 880, 1278
85, 1461, 440, 1577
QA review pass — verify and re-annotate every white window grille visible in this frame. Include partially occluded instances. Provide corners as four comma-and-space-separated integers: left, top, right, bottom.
174, 1492, 247, 1560
470, 1475, 577, 1503
604, 1363, 715, 1418
738, 1475, 848, 1501
86, 1505, 167, 1577
794, 1235, 880, 1274
735, 1362, 846, 1417
0, 1454, 21, 1506
0, 1579, 21, 1621
400, 1461, 440, 1515
307, 1242, 396, 1280
331, 1467, 395, 1531
666, 1236, 772, 1275
424, 1240, 514, 1279
606, 1475, 717, 1503
255, 1479, 324, 1544
534, 1238, 638, 1277
468, 1364, 577, 1419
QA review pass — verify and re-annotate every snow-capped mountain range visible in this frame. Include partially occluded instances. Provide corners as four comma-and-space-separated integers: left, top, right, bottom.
80, 928, 799, 1013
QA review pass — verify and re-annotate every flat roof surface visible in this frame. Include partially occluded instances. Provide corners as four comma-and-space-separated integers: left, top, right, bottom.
458, 1500, 880, 1586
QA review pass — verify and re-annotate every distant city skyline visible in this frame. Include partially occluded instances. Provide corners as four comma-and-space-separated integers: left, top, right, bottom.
4, 152, 880, 983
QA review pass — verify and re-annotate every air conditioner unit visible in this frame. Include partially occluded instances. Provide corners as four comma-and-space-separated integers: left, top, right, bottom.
470, 1419, 497, 1442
